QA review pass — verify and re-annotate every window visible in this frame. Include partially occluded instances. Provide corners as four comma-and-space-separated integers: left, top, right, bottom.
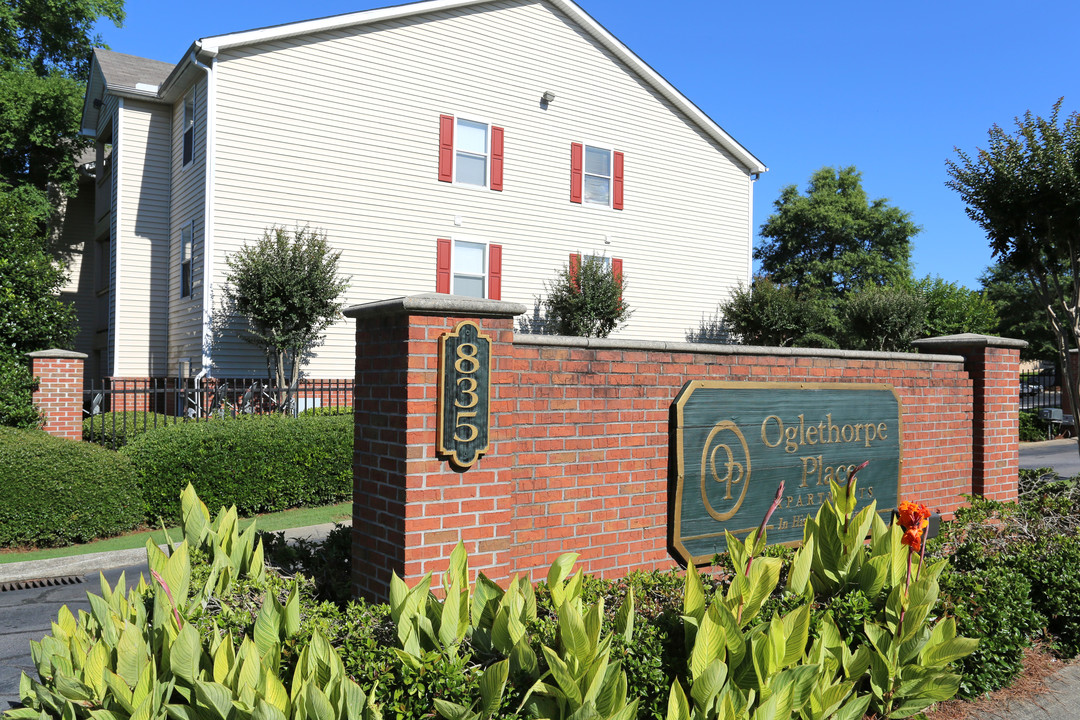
438, 115, 504, 190
182, 91, 195, 167
181, 222, 193, 297
436, 238, 502, 300
569, 252, 623, 294
570, 143, 624, 209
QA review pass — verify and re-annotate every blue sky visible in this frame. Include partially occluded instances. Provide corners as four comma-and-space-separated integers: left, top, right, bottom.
94, 0, 1080, 290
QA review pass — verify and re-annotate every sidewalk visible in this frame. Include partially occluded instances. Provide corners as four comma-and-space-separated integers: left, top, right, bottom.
0, 522, 340, 585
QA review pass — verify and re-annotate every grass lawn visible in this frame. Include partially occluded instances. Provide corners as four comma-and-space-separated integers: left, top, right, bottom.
0, 501, 351, 565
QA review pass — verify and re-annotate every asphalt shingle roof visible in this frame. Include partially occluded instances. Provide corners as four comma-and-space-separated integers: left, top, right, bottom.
94, 48, 174, 90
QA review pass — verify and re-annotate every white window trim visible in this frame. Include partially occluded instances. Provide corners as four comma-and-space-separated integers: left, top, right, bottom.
450, 113, 492, 190
181, 90, 195, 169
581, 143, 614, 209
180, 220, 195, 298
451, 236, 489, 299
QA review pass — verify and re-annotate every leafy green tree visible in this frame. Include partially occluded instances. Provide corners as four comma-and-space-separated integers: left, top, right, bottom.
221, 226, 350, 389
0, 0, 125, 210
980, 261, 1057, 360
756, 166, 919, 297
947, 100, 1080, 440
543, 255, 630, 338
840, 285, 927, 352
718, 277, 839, 348
905, 275, 999, 338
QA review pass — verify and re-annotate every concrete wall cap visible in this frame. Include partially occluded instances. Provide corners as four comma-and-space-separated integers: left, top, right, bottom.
344, 293, 527, 320
912, 333, 1028, 351
25, 349, 88, 359
514, 334, 965, 364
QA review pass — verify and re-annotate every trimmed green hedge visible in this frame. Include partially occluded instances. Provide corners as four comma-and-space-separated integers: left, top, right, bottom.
83, 411, 176, 448
122, 413, 352, 523
0, 427, 143, 547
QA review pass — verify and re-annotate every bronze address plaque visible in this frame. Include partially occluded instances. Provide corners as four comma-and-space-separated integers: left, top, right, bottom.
672, 381, 902, 564
437, 321, 492, 467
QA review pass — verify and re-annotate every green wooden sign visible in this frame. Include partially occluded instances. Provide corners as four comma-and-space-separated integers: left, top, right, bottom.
437, 321, 492, 468
672, 381, 901, 564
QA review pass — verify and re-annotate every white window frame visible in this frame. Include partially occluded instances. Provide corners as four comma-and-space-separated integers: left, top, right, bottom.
582, 144, 614, 208
452, 115, 491, 189
451, 237, 489, 298
180, 221, 194, 298
182, 91, 195, 168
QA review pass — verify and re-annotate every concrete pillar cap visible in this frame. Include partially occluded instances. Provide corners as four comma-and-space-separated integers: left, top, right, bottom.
25, 349, 88, 359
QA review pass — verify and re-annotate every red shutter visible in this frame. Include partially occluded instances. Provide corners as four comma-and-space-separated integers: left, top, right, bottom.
570, 143, 583, 203
488, 244, 502, 300
490, 126, 504, 191
569, 253, 581, 292
612, 258, 624, 300
438, 115, 454, 182
613, 151, 624, 210
436, 238, 452, 293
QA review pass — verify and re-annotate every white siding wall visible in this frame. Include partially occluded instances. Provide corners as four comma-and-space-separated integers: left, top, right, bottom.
210, 0, 753, 377
168, 79, 208, 373
114, 99, 172, 377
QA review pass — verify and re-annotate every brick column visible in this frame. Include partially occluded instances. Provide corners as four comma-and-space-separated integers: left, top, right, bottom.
26, 349, 87, 441
344, 294, 525, 601
912, 334, 1026, 501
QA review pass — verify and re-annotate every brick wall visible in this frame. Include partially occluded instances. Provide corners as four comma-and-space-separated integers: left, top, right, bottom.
27, 350, 87, 441
347, 297, 1023, 601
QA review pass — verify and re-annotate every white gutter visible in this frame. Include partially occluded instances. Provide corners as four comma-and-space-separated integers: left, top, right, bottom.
747, 173, 757, 286
189, 50, 216, 375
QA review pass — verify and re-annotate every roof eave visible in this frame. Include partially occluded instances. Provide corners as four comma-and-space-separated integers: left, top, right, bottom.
192, 0, 767, 174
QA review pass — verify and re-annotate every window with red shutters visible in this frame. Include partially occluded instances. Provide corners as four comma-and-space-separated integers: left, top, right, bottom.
437, 238, 503, 299
571, 144, 623, 209
439, 115, 504, 190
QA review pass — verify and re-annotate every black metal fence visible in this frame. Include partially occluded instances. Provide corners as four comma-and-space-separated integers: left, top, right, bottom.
83, 377, 354, 447
1019, 366, 1060, 412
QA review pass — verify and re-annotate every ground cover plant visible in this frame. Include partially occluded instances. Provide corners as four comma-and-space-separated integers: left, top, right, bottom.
9, 472, 981, 720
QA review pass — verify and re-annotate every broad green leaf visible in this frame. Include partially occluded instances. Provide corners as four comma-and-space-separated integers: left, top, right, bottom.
284, 582, 301, 638
786, 537, 814, 596
666, 681, 690, 720
558, 602, 592, 669
253, 594, 283, 659
781, 604, 810, 667
546, 553, 579, 608
833, 692, 872, 720
614, 585, 634, 643
432, 699, 473, 720
921, 637, 979, 668
541, 646, 583, 706
439, 589, 463, 650
445, 541, 468, 593
252, 698, 287, 720
683, 563, 706, 621
169, 623, 202, 684
690, 660, 727, 712
478, 660, 509, 717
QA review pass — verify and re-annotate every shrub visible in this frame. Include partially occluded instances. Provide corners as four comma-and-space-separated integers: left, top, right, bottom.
298, 405, 352, 417
938, 563, 1041, 697
0, 353, 41, 429
0, 426, 142, 547
82, 410, 175, 448
543, 254, 631, 337
1019, 411, 1051, 442
123, 413, 352, 523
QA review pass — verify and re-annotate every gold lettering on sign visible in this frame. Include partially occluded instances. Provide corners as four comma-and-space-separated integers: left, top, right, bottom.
452, 343, 480, 442
700, 421, 751, 521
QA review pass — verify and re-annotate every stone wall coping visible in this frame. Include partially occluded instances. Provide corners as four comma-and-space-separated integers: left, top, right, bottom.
514, 334, 965, 364
912, 333, 1028, 351
344, 293, 527, 320
25, 349, 88, 360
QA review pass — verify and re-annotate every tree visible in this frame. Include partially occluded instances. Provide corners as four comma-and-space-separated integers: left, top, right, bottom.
0, 0, 125, 213
840, 286, 927, 352
905, 275, 999, 339
222, 226, 350, 390
717, 278, 840, 348
755, 166, 919, 297
543, 255, 630, 338
947, 99, 1080, 449
980, 261, 1057, 360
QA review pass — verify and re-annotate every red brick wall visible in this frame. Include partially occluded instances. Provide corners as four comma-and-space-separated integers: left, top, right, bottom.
346, 300, 1022, 600
27, 351, 87, 441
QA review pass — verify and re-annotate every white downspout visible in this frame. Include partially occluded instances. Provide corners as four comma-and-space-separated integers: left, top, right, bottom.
190, 50, 216, 375
747, 172, 757, 286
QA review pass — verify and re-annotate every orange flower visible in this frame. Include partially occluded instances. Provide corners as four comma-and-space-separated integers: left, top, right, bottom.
897, 500, 931, 532
900, 527, 923, 553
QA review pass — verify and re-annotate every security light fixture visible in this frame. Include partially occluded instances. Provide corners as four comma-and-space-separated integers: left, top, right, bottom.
541, 90, 555, 104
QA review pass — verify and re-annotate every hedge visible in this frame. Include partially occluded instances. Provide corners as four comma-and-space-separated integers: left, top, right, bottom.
0, 426, 143, 547
83, 411, 176, 448
122, 413, 353, 523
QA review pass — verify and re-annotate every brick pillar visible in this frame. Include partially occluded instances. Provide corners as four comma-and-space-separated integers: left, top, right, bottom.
912, 334, 1026, 502
26, 349, 87, 441
344, 294, 525, 601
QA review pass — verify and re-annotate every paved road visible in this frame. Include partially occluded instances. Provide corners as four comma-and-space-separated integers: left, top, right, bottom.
1019, 438, 1080, 477
0, 563, 148, 711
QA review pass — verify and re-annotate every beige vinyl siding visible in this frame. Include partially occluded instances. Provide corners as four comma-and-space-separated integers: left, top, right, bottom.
114, 99, 171, 377
168, 79, 207, 373
210, 0, 753, 377
56, 178, 96, 378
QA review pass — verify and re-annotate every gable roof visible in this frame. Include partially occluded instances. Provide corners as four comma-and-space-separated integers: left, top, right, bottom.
95, 48, 175, 91
190, 0, 766, 174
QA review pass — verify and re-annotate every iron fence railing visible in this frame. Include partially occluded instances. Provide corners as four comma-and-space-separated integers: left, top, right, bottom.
83, 377, 354, 448
1019, 369, 1059, 413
